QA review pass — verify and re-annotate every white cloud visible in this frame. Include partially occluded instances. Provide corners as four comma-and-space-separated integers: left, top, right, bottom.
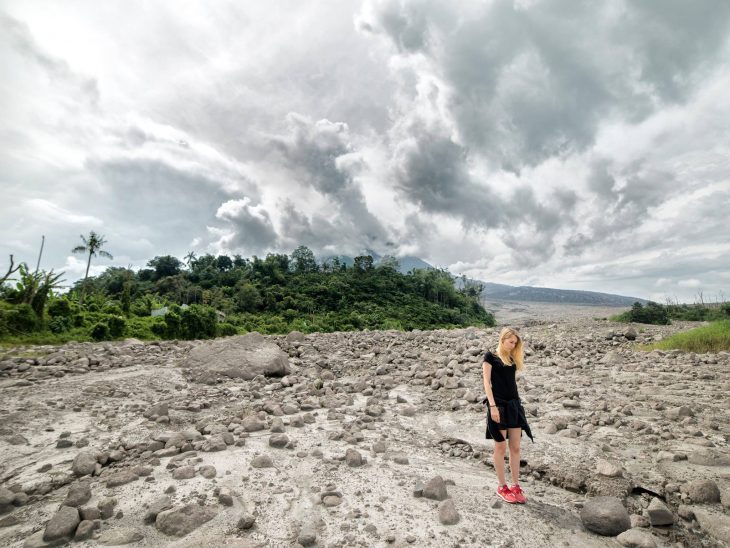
678, 279, 702, 288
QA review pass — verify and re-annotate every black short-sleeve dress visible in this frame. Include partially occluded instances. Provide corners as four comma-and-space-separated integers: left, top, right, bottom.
483, 351, 534, 443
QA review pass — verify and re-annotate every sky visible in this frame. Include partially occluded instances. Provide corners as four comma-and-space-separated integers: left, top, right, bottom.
1, 0, 729, 304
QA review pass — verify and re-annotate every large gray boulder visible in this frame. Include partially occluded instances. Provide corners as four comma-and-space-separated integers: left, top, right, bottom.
580, 496, 631, 536
183, 333, 291, 383
155, 504, 217, 537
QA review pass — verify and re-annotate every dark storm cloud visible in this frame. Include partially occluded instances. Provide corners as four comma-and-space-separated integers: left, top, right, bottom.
271, 113, 389, 248
564, 160, 678, 255
215, 198, 279, 253
391, 126, 578, 265
364, 0, 730, 170
86, 157, 237, 244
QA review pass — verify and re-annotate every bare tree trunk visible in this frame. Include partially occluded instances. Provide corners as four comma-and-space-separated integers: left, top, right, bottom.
79, 252, 92, 307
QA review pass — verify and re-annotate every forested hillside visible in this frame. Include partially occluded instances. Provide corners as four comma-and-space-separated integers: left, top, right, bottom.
0, 246, 494, 343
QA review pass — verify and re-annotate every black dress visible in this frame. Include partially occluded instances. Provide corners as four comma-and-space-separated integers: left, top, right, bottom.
483, 351, 534, 443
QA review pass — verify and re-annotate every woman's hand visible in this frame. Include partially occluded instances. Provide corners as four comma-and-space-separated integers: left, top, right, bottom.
490, 406, 501, 423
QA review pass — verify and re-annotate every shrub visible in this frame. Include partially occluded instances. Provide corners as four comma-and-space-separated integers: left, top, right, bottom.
216, 322, 238, 337
180, 305, 217, 339
90, 322, 110, 341
48, 316, 71, 334
151, 319, 167, 338
48, 298, 72, 318
107, 315, 126, 338
164, 312, 181, 338
5, 304, 38, 333
73, 313, 86, 327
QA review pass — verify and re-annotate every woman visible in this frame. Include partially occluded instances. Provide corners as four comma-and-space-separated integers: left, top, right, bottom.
482, 327, 533, 504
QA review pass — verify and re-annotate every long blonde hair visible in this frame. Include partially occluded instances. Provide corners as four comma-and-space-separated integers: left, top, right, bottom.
497, 327, 524, 371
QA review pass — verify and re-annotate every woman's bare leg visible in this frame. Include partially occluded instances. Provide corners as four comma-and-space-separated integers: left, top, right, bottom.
493, 431, 508, 485
507, 428, 522, 484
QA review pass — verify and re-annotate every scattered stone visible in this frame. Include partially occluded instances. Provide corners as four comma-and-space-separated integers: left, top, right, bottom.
237, 514, 256, 530
98, 528, 144, 545
155, 504, 217, 537
683, 479, 721, 503
298, 522, 317, 546
63, 482, 91, 507
72, 450, 98, 477
172, 466, 196, 480
595, 459, 623, 478
199, 465, 217, 479
105, 471, 138, 487
345, 448, 363, 467
438, 499, 460, 525
251, 455, 274, 468
144, 496, 173, 524
43, 505, 80, 541
423, 476, 448, 501
645, 498, 673, 526
616, 528, 657, 548
269, 433, 289, 448
74, 520, 95, 541
98, 497, 118, 520
580, 496, 631, 536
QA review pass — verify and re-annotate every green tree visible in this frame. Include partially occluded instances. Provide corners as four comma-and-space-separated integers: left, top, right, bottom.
291, 246, 318, 273
147, 255, 183, 280
72, 231, 113, 306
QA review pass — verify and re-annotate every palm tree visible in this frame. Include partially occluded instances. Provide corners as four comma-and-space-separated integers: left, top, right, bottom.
72, 231, 113, 306
184, 251, 197, 268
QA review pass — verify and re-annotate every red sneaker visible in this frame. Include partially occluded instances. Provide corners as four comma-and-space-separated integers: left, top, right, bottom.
510, 484, 526, 504
497, 484, 518, 504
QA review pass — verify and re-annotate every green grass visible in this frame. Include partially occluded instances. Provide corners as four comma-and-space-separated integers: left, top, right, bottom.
640, 320, 730, 353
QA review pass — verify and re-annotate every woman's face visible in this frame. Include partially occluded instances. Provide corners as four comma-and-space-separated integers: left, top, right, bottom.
502, 335, 518, 352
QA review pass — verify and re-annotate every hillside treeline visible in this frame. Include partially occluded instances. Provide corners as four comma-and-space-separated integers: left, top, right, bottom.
0, 246, 495, 343
612, 301, 730, 325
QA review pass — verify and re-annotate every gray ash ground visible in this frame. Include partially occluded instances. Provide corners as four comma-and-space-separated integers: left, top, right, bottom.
0, 303, 728, 547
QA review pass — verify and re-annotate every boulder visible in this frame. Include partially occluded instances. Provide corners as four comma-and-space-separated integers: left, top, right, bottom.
183, 333, 291, 382
71, 450, 98, 477
616, 528, 657, 548
438, 499, 460, 525
155, 504, 217, 537
43, 506, 80, 541
580, 496, 631, 536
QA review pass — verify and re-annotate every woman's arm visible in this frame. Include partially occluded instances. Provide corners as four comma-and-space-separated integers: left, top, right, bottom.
483, 360, 501, 423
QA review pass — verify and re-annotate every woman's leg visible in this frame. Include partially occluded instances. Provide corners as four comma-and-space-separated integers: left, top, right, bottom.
507, 428, 522, 484
493, 431, 508, 485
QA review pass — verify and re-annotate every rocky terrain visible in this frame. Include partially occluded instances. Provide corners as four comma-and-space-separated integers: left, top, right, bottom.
0, 312, 728, 547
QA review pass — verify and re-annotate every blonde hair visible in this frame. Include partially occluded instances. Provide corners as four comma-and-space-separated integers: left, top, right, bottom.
497, 327, 524, 371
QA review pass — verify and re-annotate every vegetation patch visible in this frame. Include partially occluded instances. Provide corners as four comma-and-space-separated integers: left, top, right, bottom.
640, 320, 730, 353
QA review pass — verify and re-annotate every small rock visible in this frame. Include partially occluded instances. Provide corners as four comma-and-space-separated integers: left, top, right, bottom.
580, 496, 631, 536
250, 455, 274, 468
269, 434, 289, 448
155, 504, 217, 537
684, 479, 721, 503
645, 498, 673, 526
298, 522, 317, 546
144, 496, 173, 524
423, 476, 448, 501
199, 465, 217, 479
616, 528, 657, 548
438, 499, 460, 525
172, 466, 196, 480
345, 448, 363, 467
43, 506, 80, 541
105, 471, 138, 487
63, 482, 91, 507
74, 520, 95, 541
237, 513, 256, 529
72, 450, 98, 477
98, 528, 144, 545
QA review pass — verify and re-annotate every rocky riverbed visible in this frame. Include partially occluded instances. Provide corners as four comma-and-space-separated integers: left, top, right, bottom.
0, 314, 728, 547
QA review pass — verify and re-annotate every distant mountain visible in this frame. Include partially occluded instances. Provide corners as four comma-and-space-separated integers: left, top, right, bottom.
471, 280, 646, 306
321, 251, 644, 305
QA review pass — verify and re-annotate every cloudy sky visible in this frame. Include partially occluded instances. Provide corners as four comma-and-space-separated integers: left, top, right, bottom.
2, 0, 729, 303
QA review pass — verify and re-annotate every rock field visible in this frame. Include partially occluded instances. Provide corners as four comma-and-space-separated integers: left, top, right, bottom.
0, 306, 728, 547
